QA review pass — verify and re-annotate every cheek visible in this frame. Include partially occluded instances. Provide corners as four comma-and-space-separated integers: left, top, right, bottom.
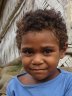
21, 57, 29, 72
21, 57, 27, 64
46, 55, 60, 66
21, 57, 31, 66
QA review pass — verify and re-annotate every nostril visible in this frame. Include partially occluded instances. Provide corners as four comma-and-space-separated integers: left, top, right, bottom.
31, 60, 44, 65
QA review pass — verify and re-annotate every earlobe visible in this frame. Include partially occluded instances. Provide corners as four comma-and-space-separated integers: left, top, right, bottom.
60, 43, 68, 59
60, 50, 66, 59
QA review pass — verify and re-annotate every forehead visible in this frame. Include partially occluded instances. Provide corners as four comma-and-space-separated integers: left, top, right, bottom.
21, 29, 59, 46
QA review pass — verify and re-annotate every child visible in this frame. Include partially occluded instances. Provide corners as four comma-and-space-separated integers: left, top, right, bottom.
6, 9, 72, 96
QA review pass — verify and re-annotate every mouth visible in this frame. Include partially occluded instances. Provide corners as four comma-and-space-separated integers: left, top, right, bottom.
30, 68, 48, 72
31, 69, 47, 70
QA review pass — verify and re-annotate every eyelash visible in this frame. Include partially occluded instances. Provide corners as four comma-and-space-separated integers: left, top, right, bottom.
21, 48, 53, 56
22, 49, 34, 56
42, 49, 53, 55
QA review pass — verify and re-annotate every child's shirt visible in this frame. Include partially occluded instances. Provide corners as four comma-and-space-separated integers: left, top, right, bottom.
6, 69, 72, 96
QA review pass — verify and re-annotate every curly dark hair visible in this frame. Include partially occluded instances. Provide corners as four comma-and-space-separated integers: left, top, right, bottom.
16, 9, 68, 50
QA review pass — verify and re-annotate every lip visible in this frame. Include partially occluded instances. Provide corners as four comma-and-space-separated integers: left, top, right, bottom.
30, 69, 48, 74
30, 68, 48, 71
31, 69, 47, 70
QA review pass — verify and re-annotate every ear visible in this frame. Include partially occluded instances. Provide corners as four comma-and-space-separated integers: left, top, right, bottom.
60, 42, 68, 59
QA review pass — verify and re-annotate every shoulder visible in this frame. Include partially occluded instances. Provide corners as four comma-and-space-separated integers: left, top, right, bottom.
61, 69, 72, 77
60, 68, 72, 77
6, 76, 18, 89
7, 72, 26, 88
6, 73, 26, 95
60, 69, 72, 95
60, 69, 72, 84
6, 76, 17, 95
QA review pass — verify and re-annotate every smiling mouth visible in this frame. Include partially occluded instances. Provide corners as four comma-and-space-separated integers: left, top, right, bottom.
30, 69, 48, 74
30, 68, 48, 70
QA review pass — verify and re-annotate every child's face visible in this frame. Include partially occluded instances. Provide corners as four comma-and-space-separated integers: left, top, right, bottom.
20, 29, 66, 81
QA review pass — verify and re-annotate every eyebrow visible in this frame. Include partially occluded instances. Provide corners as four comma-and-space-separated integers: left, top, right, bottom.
21, 47, 32, 51
40, 45, 57, 50
21, 47, 33, 49
21, 46, 55, 50
41, 47, 56, 52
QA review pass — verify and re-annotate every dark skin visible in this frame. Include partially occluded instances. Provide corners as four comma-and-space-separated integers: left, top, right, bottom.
18, 29, 67, 85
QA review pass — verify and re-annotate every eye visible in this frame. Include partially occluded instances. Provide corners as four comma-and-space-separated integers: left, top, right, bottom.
42, 47, 53, 56
21, 48, 34, 56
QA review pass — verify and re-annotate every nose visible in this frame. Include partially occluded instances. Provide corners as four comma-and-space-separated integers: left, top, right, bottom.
31, 54, 44, 65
